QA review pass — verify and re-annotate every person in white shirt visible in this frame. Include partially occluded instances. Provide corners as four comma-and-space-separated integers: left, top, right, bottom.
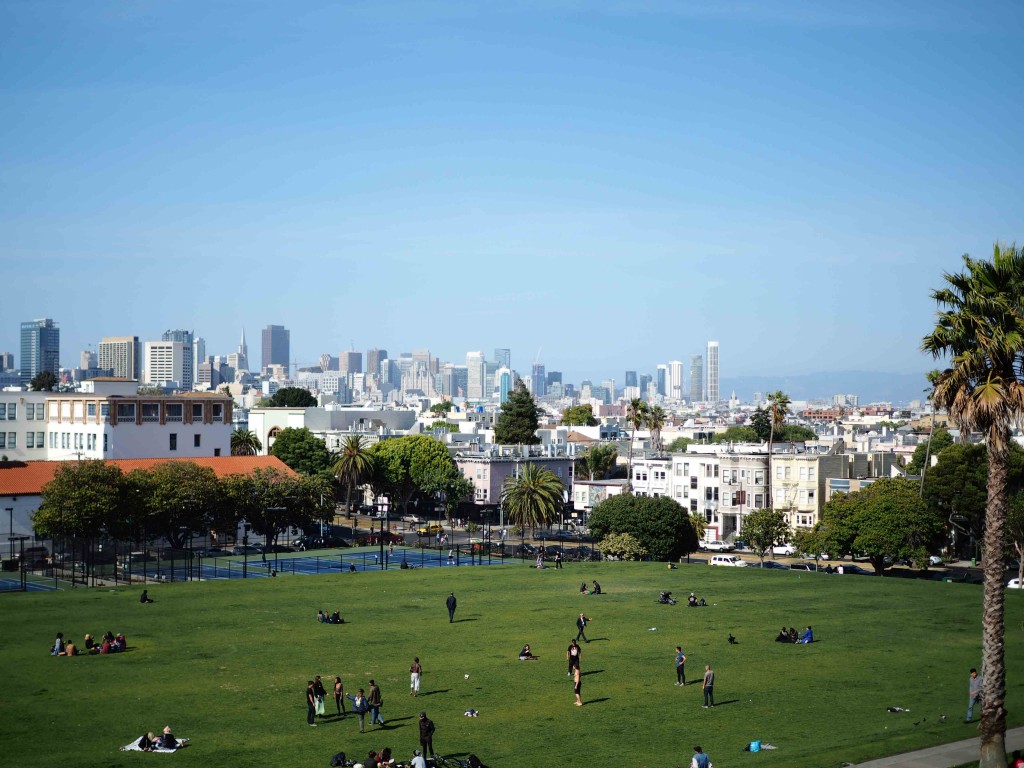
411, 749, 427, 768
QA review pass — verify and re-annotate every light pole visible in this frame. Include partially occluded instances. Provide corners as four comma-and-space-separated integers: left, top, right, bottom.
6, 507, 13, 561
242, 523, 249, 579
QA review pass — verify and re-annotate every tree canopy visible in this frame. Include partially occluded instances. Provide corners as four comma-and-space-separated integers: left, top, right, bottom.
905, 427, 953, 475
741, 508, 789, 566
33, 460, 127, 539
269, 427, 334, 477
231, 428, 263, 456
429, 401, 454, 414
494, 379, 540, 445
561, 404, 598, 427
29, 370, 57, 391
710, 426, 759, 444
575, 443, 618, 481
500, 463, 564, 534
260, 387, 318, 408
665, 437, 694, 453
371, 435, 468, 515
749, 407, 772, 441
596, 531, 647, 561
587, 495, 698, 562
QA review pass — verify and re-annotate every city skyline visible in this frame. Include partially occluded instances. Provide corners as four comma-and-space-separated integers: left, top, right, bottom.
3, 3, 1022, 386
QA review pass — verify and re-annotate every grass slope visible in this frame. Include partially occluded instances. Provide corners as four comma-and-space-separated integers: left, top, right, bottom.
1, 561, 1022, 768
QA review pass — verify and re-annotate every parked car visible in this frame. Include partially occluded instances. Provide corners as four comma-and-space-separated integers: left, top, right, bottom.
194, 546, 231, 557
928, 555, 945, 567
836, 564, 873, 575
789, 562, 820, 572
702, 540, 735, 552
513, 544, 538, 557
231, 544, 263, 556
709, 554, 747, 567
16, 545, 50, 567
751, 560, 790, 569
1007, 578, 1022, 589
416, 523, 445, 536
117, 551, 155, 569
771, 543, 797, 556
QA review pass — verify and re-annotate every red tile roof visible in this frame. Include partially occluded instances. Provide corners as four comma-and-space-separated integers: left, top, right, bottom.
0, 456, 297, 496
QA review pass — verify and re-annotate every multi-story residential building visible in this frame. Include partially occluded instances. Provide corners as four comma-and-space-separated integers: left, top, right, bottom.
690, 355, 704, 402
261, 325, 290, 373
706, 341, 720, 403
98, 336, 142, 380
247, 405, 418, 455
770, 445, 847, 529
718, 450, 770, 539
20, 318, 60, 385
455, 444, 573, 508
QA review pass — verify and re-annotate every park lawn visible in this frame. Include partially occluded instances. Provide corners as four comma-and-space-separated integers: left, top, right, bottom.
1, 562, 1022, 768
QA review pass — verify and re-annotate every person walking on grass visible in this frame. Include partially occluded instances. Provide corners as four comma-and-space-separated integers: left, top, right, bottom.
575, 612, 591, 643
566, 639, 581, 676
305, 680, 317, 727
410, 657, 422, 696
367, 679, 384, 725
675, 646, 687, 686
966, 667, 983, 723
446, 592, 457, 622
702, 664, 715, 708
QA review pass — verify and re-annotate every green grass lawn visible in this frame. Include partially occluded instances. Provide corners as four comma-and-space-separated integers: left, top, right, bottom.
2, 561, 1022, 768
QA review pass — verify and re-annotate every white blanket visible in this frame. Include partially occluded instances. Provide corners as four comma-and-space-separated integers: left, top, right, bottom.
120, 737, 189, 752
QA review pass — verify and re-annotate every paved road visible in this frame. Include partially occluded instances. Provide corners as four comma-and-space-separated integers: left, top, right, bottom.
850, 726, 1024, 768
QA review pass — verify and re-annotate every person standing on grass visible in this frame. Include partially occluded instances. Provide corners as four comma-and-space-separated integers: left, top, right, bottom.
573, 665, 583, 706
418, 711, 436, 758
313, 675, 327, 717
446, 592, 457, 623
966, 667, 983, 722
566, 639, 581, 676
306, 680, 317, 727
346, 688, 368, 733
675, 646, 687, 686
410, 657, 422, 696
367, 679, 384, 725
702, 664, 715, 708
575, 612, 591, 643
334, 676, 345, 716
554, 551, 562, 569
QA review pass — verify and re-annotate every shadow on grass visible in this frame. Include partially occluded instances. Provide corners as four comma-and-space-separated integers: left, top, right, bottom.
581, 669, 603, 676
452, 618, 479, 623
709, 699, 740, 707
583, 697, 610, 705
418, 689, 450, 697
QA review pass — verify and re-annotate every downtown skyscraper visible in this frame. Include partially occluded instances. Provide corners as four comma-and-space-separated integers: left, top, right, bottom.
261, 324, 290, 373
20, 318, 59, 385
706, 341, 720, 403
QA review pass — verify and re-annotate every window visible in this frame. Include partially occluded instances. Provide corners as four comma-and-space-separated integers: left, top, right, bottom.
26, 432, 34, 449
87, 434, 96, 450
6, 403, 15, 420
799, 490, 807, 505
675, 465, 682, 476
808, 467, 816, 481
100, 404, 109, 418
104, 434, 108, 452
192, 403, 204, 420
690, 499, 697, 512
6, 432, 14, 448
36, 431, 43, 447
37, 404, 46, 420
0, 404, 5, 419
0, 433, 5, 449
61, 432, 67, 449
87, 403, 96, 417
714, 465, 719, 477
754, 493, 764, 509
49, 432, 57, 448
212, 404, 223, 420
683, 462, 689, 474
776, 465, 782, 479
755, 470, 764, 485
807, 490, 815, 504
800, 466, 807, 481
169, 433, 177, 451
194, 434, 201, 447
116, 403, 136, 420
166, 403, 183, 421
141, 403, 160, 422
25, 403, 33, 419
784, 466, 791, 480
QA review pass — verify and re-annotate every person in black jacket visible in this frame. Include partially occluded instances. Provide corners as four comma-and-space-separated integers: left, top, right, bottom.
418, 711, 436, 758
446, 592, 457, 623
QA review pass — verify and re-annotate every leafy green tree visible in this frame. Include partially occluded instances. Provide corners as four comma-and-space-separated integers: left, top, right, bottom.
561, 404, 598, 427
144, 461, 223, 549
269, 427, 333, 477
779, 424, 818, 442
332, 435, 374, 517
575, 443, 619, 481
231, 428, 263, 456
1008, 491, 1024, 588
429, 421, 459, 433
665, 437, 694, 453
588, 494, 698, 562
222, 468, 328, 552
710, 426, 759, 443
922, 244, 1024, 766
596, 532, 647, 561
494, 379, 540, 445
625, 398, 649, 492
500, 464, 564, 535
742, 508, 789, 566
792, 524, 828, 562
29, 370, 57, 391
260, 387, 318, 408
766, 390, 791, 509
371, 435, 465, 515
821, 478, 943, 575
430, 401, 454, 415
34, 460, 127, 539
749, 407, 772, 441
905, 427, 953, 475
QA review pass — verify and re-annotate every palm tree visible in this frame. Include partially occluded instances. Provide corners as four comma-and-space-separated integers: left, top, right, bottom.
576, 443, 618, 481
230, 428, 263, 456
921, 243, 1024, 768
765, 391, 791, 510
625, 398, 649, 493
689, 511, 707, 543
501, 463, 564, 536
646, 405, 667, 453
332, 435, 373, 518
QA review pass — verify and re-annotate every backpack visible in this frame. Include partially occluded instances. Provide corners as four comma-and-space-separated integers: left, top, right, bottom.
329, 751, 347, 767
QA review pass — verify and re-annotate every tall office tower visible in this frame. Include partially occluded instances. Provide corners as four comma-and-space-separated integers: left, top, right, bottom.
639, 374, 652, 398
20, 318, 60, 385
667, 360, 684, 400
162, 329, 195, 389
601, 378, 616, 399
340, 350, 363, 375
485, 360, 498, 398
145, 341, 187, 388
531, 363, 547, 397
412, 348, 432, 371
262, 325, 290, 373
690, 355, 704, 402
98, 335, 142, 382
366, 349, 386, 377
0, 352, 14, 371
466, 351, 486, 399
379, 358, 399, 388
706, 341, 720, 403
193, 337, 206, 377
79, 349, 96, 369
494, 348, 511, 370
319, 354, 339, 372
656, 364, 667, 397
496, 367, 513, 404
624, 370, 637, 388
546, 371, 562, 388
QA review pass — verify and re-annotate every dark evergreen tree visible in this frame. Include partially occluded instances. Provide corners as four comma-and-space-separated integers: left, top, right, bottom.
750, 407, 772, 441
494, 379, 541, 445
261, 387, 318, 408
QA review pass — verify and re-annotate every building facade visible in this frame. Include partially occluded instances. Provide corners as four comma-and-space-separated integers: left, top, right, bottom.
261, 324, 290, 373
20, 318, 60, 385
98, 336, 141, 380
706, 341, 720, 403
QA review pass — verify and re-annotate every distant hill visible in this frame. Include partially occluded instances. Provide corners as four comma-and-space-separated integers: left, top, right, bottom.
721, 370, 930, 406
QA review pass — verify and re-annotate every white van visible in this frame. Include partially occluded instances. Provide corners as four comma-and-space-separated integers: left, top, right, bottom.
709, 554, 747, 567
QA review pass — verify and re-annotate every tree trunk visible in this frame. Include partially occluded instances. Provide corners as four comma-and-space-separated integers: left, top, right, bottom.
979, 426, 1008, 768
626, 433, 635, 494
766, 423, 775, 510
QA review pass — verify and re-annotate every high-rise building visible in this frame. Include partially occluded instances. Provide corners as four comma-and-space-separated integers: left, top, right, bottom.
319, 354, 339, 372
494, 348, 510, 370
162, 329, 195, 390
466, 351, 486, 399
366, 349, 387, 377
531, 363, 547, 397
706, 341, 720, 403
496, 367, 513, 404
262, 325, 290, 373
99, 336, 142, 380
145, 341, 187, 388
340, 350, 363, 375
639, 374, 652, 398
690, 355, 704, 402
624, 370, 637, 388
20, 318, 60, 385
0, 352, 14, 371
656, 364, 667, 397
546, 371, 562, 387
235, 328, 249, 372
667, 360, 684, 400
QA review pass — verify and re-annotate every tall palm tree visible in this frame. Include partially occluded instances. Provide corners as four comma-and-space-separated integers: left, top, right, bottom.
501, 463, 564, 536
625, 398, 649, 493
689, 511, 708, 542
646, 405, 667, 453
921, 243, 1024, 768
230, 428, 263, 456
576, 443, 618, 481
332, 435, 373, 518
765, 391, 791, 510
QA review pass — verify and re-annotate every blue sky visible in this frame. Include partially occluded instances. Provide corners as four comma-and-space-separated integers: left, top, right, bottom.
2, 1, 1023, 386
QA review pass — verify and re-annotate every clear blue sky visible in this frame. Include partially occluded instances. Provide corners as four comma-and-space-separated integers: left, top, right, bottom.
2, 1, 1023, 384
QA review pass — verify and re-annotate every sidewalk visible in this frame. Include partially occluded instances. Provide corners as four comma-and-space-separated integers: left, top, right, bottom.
851, 726, 1024, 768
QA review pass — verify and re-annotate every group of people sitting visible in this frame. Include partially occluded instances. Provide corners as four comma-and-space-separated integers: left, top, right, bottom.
686, 592, 707, 607
579, 581, 602, 595
659, 591, 677, 605
775, 625, 814, 644
316, 610, 345, 624
136, 726, 188, 752
52, 630, 126, 656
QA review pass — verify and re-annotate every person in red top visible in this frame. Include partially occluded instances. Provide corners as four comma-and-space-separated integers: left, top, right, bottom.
1010, 750, 1024, 768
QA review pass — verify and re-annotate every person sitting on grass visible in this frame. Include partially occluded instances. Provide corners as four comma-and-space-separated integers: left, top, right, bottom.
62, 639, 78, 656
592, 581, 602, 595
518, 644, 538, 660
317, 610, 327, 623
84, 634, 99, 652
140, 589, 154, 603
798, 625, 814, 644
775, 627, 790, 643
788, 627, 798, 643
112, 633, 126, 652
330, 610, 344, 624
51, 632, 65, 656
157, 726, 187, 749
136, 732, 156, 752
579, 582, 588, 595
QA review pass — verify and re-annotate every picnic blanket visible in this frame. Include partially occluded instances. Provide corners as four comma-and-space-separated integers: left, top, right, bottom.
120, 737, 189, 752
